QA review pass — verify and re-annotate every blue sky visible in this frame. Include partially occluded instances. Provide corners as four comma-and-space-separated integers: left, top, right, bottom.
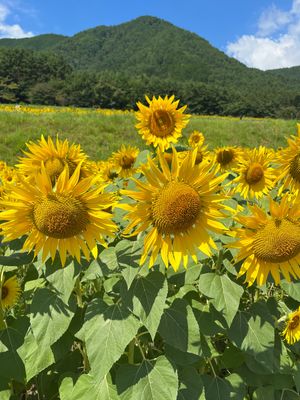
0, 0, 300, 70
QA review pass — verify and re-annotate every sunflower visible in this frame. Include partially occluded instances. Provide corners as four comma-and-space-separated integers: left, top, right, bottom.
18, 135, 90, 183
188, 131, 205, 148
214, 146, 243, 172
0, 164, 117, 266
110, 145, 139, 178
282, 307, 300, 345
1, 276, 20, 309
121, 147, 228, 271
275, 130, 300, 196
97, 160, 119, 183
229, 196, 300, 286
135, 95, 190, 151
231, 146, 276, 199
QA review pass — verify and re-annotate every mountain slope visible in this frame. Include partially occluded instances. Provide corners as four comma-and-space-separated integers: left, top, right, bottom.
0, 16, 289, 92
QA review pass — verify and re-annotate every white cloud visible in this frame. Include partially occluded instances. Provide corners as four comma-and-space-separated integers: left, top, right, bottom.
226, 0, 300, 70
0, 1, 33, 38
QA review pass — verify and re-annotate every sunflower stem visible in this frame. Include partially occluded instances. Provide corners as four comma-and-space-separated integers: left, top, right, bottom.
128, 338, 135, 364
75, 277, 83, 308
0, 267, 6, 331
207, 358, 217, 377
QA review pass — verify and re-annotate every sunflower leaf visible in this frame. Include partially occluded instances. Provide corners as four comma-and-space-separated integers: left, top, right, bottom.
198, 272, 244, 326
116, 355, 178, 400
76, 298, 141, 381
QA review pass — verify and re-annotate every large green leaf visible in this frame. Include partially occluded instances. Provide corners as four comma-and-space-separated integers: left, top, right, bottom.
0, 317, 28, 386
177, 367, 204, 400
228, 302, 275, 372
30, 288, 75, 348
281, 280, 300, 302
202, 375, 231, 400
198, 272, 243, 326
116, 355, 178, 400
127, 271, 168, 339
158, 298, 203, 356
0, 252, 34, 267
17, 329, 55, 381
46, 261, 79, 303
116, 239, 142, 289
60, 374, 118, 400
76, 298, 140, 380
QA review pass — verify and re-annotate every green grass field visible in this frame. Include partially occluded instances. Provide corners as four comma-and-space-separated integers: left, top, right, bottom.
0, 109, 297, 164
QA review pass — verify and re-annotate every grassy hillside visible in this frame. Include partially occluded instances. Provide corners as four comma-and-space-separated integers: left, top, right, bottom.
0, 107, 296, 165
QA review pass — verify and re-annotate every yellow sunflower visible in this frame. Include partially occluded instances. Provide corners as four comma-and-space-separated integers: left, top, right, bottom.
231, 146, 276, 199
282, 307, 300, 345
0, 164, 117, 266
110, 145, 139, 178
136, 95, 190, 151
188, 131, 205, 148
229, 196, 300, 286
214, 146, 243, 172
121, 147, 228, 271
275, 129, 300, 196
97, 160, 119, 183
18, 135, 90, 183
1, 276, 20, 309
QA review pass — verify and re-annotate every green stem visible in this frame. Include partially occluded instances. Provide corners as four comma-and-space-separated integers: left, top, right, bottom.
128, 339, 135, 364
75, 277, 83, 308
0, 267, 6, 331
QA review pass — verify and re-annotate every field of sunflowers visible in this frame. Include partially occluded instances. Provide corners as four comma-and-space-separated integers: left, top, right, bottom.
0, 95, 300, 399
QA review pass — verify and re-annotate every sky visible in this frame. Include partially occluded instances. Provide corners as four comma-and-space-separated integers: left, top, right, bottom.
1, 0, 300, 70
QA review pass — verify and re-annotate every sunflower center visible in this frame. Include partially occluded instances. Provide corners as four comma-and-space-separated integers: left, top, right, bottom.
1, 286, 8, 300
152, 182, 200, 234
44, 157, 76, 181
289, 154, 300, 182
120, 155, 135, 169
33, 193, 89, 238
253, 218, 300, 263
290, 315, 300, 329
245, 163, 264, 184
217, 149, 234, 166
150, 110, 175, 137
195, 150, 203, 165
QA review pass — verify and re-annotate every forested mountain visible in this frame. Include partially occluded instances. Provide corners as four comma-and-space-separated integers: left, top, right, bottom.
0, 16, 300, 118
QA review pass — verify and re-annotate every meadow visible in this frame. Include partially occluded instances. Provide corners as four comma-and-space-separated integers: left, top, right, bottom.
0, 104, 297, 164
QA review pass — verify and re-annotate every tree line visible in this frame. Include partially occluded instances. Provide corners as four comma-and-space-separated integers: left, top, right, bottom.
0, 48, 300, 119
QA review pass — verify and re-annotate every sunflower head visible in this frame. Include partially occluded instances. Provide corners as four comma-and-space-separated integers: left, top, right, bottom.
18, 135, 90, 184
110, 145, 139, 178
282, 307, 300, 345
1, 276, 20, 309
135, 95, 190, 151
188, 131, 205, 148
229, 196, 300, 286
231, 146, 276, 199
214, 146, 243, 171
121, 147, 228, 271
0, 164, 117, 266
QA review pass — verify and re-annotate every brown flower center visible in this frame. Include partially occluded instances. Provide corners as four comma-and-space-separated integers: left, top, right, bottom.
152, 181, 201, 234
245, 163, 264, 184
289, 154, 300, 182
1, 286, 8, 300
120, 155, 135, 169
289, 315, 300, 330
33, 193, 89, 238
216, 149, 234, 166
253, 218, 300, 263
150, 110, 175, 137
